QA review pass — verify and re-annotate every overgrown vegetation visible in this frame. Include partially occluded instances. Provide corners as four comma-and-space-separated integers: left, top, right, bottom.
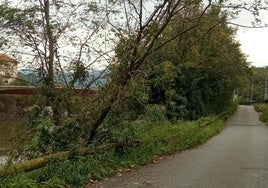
0, 0, 254, 149
0, 0, 265, 187
0, 115, 226, 187
254, 103, 268, 125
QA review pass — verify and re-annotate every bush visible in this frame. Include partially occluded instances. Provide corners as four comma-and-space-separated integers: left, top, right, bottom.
139, 104, 167, 123
254, 103, 268, 125
260, 111, 268, 124
0, 116, 224, 187
0, 174, 38, 188
137, 117, 223, 151
218, 101, 238, 120
254, 103, 268, 112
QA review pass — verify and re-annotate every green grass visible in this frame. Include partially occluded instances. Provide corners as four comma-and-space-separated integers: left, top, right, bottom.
254, 103, 268, 125
254, 103, 268, 113
0, 117, 224, 187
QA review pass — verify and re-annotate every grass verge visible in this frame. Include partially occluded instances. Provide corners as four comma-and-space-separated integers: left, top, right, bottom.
254, 103, 268, 125
0, 116, 224, 187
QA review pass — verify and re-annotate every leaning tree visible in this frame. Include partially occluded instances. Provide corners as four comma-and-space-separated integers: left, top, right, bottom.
0, 0, 267, 150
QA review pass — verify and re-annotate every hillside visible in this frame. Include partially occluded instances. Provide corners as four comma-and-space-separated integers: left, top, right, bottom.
18, 69, 106, 88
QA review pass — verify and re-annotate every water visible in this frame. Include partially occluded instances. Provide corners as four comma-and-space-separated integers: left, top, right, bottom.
0, 120, 29, 167
0, 121, 18, 151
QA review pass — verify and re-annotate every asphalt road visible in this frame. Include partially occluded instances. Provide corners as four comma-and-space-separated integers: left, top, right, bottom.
96, 105, 268, 188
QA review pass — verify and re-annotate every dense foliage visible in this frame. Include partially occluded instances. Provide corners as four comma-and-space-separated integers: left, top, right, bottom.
114, 7, 249, 122
254, 103, 268, 125
0, 117, 224, 187
0, 1, 250, 155
0, 0, 259, 186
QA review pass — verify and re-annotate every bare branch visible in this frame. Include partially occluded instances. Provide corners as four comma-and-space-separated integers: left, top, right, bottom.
123, 0, 131, 35
227, 22, 268, 28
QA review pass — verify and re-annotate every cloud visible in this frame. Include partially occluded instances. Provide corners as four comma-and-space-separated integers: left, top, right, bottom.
233, 1, 268, 67
236, 27, 268, 67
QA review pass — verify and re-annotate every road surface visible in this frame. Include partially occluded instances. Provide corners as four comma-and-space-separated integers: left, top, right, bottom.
96, 105, 268, 188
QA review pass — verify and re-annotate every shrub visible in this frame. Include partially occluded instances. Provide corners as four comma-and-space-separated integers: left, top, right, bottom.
260, 111, 268, 124
0, 116, 224, 187
0, 174, 38, 188
254, 103, 268, 112
139, 104, 167, 123
254, 103, 268, 125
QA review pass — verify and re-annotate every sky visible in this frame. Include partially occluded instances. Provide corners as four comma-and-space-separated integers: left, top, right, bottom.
0, 0, 267, 68
236, 27, 268, 67
233, 3, 268, 68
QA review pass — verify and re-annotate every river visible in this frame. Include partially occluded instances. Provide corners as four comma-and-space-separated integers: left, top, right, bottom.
0, 120, 29, 167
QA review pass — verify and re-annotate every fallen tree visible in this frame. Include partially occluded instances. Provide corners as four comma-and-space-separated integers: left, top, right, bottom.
0, 142, 127, 178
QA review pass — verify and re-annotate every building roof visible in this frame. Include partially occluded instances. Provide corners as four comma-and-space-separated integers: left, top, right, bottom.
0, 54, 18, 64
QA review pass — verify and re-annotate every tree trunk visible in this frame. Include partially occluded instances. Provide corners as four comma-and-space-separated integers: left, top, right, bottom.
43, 0, 60, 125
0, 143, 123, 178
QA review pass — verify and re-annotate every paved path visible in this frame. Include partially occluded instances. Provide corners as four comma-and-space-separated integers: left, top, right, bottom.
97, 105, 268, 188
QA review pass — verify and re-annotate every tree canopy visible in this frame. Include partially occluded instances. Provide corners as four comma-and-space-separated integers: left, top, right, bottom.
0, 0, 266, 153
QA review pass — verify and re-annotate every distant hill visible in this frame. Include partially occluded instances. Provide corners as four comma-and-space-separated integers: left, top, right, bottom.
18, 69, 107, 88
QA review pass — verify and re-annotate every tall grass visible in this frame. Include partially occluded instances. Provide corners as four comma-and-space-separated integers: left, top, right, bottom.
0, 117, 224, 187
254, 103, 268, 125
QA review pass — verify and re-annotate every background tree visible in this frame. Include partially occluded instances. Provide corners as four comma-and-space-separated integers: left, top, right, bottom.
0, 0, 115, 124
127, 6, 249, 122
239, 67, 268, 103
0, 0, 267, 153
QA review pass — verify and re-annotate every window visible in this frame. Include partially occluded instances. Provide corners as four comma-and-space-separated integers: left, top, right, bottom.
5, 71, 10, 77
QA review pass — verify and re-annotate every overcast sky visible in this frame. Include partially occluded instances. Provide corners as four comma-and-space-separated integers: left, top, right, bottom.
233, 3, 268, 67
236, 27, 268, 67
1, 0, 267, 68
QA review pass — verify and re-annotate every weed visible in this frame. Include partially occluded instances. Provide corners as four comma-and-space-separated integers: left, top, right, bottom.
0, 117, 223, 187
254, 103, 268, 125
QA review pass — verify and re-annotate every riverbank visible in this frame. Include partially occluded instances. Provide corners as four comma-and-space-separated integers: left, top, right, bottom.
0, 101, 238, 187
0, 116, 225, 187
0, 118, 31, 168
